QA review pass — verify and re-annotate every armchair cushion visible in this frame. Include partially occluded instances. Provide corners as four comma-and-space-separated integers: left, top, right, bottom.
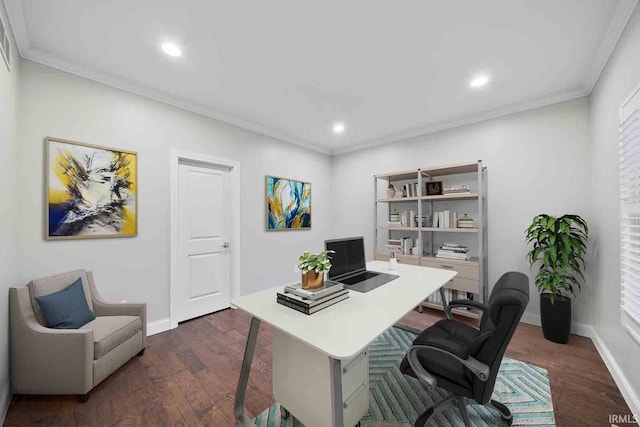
81, 316, 142, 359
34, 278, 95, 329
28, 270, 94, 326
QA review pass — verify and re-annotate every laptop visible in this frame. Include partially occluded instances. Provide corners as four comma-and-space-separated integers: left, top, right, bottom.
325, 237, 398, 293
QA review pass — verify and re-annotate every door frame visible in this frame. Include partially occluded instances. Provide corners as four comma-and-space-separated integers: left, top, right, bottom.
169, 149, 241, 329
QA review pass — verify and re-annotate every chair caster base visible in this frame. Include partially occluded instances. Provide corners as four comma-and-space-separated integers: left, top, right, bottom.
137, 348, 145, 357
78, 393, 90, 403
490, 399, 513, 425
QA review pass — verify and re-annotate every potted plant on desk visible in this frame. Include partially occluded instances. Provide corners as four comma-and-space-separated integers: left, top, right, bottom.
297, 250, 335, 290
525, 214, 588, 344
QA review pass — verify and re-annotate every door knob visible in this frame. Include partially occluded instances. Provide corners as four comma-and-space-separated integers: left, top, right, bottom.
222, 242, 230, 248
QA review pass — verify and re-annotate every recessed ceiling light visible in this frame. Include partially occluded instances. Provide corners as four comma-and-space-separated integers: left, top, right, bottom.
161, 43, 182, 57
469, 75, 490, 88
332, 122, 346, 134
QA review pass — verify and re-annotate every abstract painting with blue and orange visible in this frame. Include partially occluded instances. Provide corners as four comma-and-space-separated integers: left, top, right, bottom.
46, 137, 137, 239
266, 176, 311, 230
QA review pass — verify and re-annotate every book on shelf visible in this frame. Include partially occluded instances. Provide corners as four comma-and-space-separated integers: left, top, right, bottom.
457, 214, 475, 228
277, 291, 349, 315
387, 221, 402, 227
443, 185, 470, 195
283, 280, 344, 301
437, 243, 470, 260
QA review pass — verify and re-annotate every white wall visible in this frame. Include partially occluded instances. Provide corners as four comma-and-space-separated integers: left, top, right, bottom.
16, 60, 333, 325
332, 97, 592, 326
589, 5, 640, 413
0, 3, 20, 420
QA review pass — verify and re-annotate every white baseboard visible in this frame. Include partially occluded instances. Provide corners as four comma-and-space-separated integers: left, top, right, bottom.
0, 383, 10, 426
591, 327, 640, 420
147, 318, 171, 336
520, 312, 592, 338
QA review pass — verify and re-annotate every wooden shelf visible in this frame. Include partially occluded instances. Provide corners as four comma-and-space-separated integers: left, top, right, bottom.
421, 193, 478, 201
421, 227, 478, 233
374, 170, 419, 181
420, 162, 480, 177
421, 255, 479, 266
377, 226, 420, 231
419, 302, 480, 319
376, 197, 419, 202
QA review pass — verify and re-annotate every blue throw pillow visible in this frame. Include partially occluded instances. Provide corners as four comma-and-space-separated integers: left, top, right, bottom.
35, 278, 95, 329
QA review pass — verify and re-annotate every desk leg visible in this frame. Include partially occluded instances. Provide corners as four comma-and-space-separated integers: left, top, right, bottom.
329, 358, 345, 427
234, 317, 261, 427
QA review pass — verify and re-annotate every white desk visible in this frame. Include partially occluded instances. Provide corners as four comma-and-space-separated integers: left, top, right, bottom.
232, 261, 456, 427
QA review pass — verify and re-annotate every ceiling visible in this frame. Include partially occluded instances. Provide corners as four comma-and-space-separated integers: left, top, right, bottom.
4, 0, 638, 155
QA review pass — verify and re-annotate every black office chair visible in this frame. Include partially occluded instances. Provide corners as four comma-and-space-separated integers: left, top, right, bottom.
400, 272, 529, 427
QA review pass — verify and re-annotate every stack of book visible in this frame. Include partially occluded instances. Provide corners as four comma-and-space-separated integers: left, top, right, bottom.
436, 243, 470, 260
444, 185, 470, 195
277, 281, 349, 315
457, 214, 475, 229
385, 239, 403, 254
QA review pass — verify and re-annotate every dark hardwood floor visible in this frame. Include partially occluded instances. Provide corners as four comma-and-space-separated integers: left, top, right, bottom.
3, 308, 631, 426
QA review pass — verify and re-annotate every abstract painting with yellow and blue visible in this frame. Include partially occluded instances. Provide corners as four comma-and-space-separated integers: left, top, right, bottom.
46, 137, 137, 240
266, 176, 311, 230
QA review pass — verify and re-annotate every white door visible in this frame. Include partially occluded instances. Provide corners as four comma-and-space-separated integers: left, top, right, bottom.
177, 162, 231, 322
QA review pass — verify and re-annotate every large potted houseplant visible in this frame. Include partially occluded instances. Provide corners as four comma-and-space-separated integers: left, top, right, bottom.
297, 250, 334, 290
525, 214, 588, 343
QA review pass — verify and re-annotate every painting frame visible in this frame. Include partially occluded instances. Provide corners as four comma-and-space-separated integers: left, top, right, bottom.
45, 136, 138, 240
265, 175, 312, 231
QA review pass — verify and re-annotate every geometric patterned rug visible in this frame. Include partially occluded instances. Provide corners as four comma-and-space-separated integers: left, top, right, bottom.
255, 326, 555, 426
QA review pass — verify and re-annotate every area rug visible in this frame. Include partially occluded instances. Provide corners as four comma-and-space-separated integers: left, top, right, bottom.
255, 326, 555, 426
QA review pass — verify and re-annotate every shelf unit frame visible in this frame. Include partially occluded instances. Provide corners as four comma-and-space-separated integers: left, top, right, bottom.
373, 161, 488, 317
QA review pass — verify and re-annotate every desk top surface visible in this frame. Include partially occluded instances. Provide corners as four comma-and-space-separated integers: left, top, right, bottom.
231, 261, 456, 360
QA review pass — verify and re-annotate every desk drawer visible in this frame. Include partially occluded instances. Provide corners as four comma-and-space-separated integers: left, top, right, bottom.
423, 259, 478, 280
342, 351, 368, 398
343, 382, 368, 427
446, 277, 480, 294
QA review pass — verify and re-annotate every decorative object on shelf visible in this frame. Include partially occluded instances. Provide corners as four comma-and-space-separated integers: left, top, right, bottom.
266, 175, 311, 230
389, 252, 398, 270
426, 181, 443, 196
526, 214, 588, 344
45, 137, 137, 240
394, 190, 404, 199
297, 250, 334, 290
386, 184, 396, 199
457, 213, 475, 228
409, 210, 417, 227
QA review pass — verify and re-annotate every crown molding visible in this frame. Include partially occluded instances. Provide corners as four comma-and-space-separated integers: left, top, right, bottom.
3, 0, 330, 155
5, 0, 636, 158
584, 0, 638, 93
23, 47, 332, 155
331, 88, 589, 155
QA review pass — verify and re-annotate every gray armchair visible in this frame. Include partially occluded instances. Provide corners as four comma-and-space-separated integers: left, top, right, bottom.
9, 269, 146, 401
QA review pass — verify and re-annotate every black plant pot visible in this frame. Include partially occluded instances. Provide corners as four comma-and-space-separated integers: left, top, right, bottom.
540, 294, 571, 344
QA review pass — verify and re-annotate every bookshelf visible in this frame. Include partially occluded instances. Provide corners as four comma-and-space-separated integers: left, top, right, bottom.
373, 161, 488, 318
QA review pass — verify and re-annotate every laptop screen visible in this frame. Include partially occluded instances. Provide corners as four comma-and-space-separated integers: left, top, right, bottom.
326, 237, 366, 279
